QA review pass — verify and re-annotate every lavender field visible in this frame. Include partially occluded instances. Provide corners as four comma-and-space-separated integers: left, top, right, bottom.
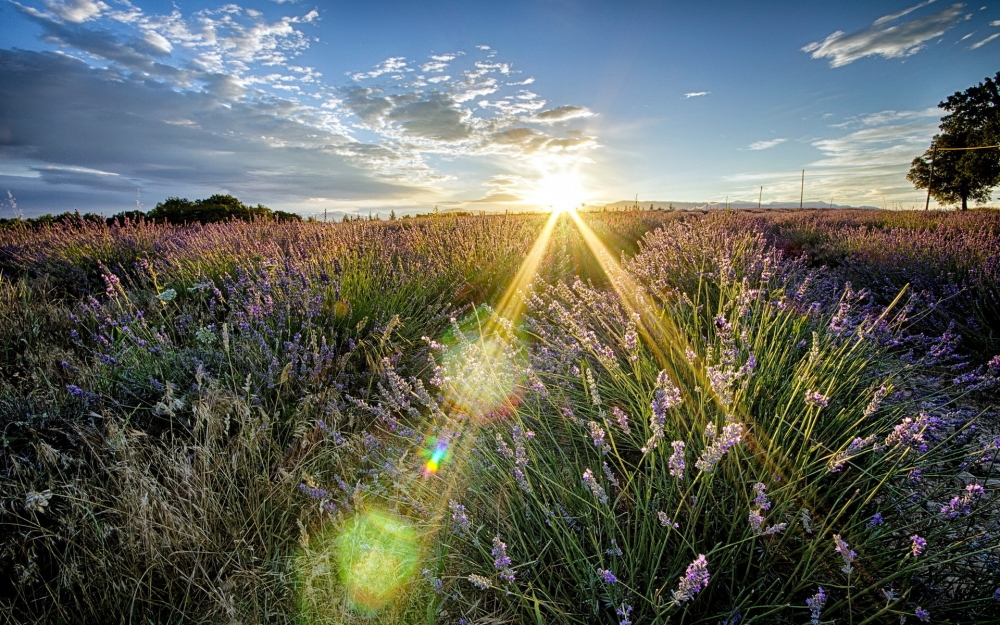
2, 209, 1000, 624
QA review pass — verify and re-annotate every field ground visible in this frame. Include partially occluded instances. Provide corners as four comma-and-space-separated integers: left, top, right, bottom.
2, 208, 1000, 624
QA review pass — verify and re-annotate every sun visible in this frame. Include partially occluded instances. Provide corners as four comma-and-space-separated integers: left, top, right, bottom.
529, 171, 587, 213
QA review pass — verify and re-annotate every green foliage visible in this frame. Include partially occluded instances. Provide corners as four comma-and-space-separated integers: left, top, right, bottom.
909, 72, 1000, 210
147, 194, 295, 224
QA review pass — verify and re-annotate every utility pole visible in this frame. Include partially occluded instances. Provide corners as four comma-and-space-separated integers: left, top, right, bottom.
758, 186, 762, 209
799, 170, 804, 209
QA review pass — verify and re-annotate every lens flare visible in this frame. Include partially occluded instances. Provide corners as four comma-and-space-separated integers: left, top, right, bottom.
436, 310, 527, 421
296, 509, 421, 617
421, 436, 452, 475
335, 510, 420, 613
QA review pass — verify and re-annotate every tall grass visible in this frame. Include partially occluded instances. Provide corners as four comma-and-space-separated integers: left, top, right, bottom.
1, 210, 998, 623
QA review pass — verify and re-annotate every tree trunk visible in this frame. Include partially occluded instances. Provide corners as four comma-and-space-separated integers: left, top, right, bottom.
962, 195, 968, 211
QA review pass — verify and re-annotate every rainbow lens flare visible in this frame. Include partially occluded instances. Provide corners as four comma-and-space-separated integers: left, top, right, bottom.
421, 437, 451, 475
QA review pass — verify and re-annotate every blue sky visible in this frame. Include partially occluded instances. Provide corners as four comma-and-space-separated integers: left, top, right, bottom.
1, 0, 998, 217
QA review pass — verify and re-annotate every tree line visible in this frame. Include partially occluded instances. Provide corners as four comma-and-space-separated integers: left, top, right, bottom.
0, 194, 302, 229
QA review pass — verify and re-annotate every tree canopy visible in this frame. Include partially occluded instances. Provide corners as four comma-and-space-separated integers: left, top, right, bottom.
147, 194, 301, 224
907, 71, 1000, 210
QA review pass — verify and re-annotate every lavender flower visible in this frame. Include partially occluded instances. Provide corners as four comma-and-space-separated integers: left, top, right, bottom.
749, 508, 765, 534
643, 371, 682, 452
752, 482, 771, 510
695, 422, 745, 474
589, 420, 610, 454
616, 604, 633, 625
833, 534, 856, 574
668, 440, 686, 480
449, 500, 470, 533
671, 554, 710, 604
827, 434, 878, 472
806, 587, 826, 625
658, 511, 679, 528
869, 513, 884, 527
468, 574, 491, 590
910, 535, 926, 557
66, 384, 85, 396
492, 536, 515, 583
915, 607, 930, 622
885, 414, 935, 453
598, 568, 618, 583
611, 406, 631, 434
583, 468, 609, 505
941, 483, 984, 518
422, 568, 443, 594
805, 389, 829, 408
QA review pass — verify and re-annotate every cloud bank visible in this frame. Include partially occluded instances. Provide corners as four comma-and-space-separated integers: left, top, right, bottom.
0, 0, 598, 214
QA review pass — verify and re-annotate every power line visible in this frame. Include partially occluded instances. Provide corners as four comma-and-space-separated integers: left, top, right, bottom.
924, 144, 1000, 210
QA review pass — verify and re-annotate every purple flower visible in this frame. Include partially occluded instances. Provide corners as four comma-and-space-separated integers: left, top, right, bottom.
492, 535, 515, 583
616, 604, 633, 625
611, 406, 631, 434
66, 384, 85, 396
806, 587, 826, 625
695, 422, 744, 473
658, 511, 679, 528
449, 500, 470, 533
598, 568, 618, 583
589, 421, 610, 454
668, 441, 686, 480
915, 607, 930, 622
804, 390, 829, 408
941, 483, 984, 518
833, 534, 856, 574
910, 535, 926, 557
868, 513, 884, 527
671, 554, 710, 604
752, 482, 771, 510
583, 468, 608, 505
643, 371, 682, 452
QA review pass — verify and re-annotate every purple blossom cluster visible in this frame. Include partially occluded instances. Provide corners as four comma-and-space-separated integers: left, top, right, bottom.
668, 440, 686, 480
833, 534, 856, 575
940, 483, 984, 518
582, 468, 609, 505
695, 422, 745, 474
671, 554, 710, 604
806, 587, 826, 625
492, 535, 515, 583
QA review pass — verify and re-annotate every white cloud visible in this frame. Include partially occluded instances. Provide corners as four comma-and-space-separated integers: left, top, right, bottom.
351, 57, 409, 80
42, 0, 109, 23
2, 2, 598, 210
971, 32, 1000, 47
803, 2, 966, 67
684, 91, 709, 98
532, 105, 594, 123
747, 138, 787, 150
992, 19, 1000, 25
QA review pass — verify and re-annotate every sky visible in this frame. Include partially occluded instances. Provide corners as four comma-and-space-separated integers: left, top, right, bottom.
1, 0, 998, 218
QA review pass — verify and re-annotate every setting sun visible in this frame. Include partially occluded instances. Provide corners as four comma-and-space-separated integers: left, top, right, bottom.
528, 171, 587, 213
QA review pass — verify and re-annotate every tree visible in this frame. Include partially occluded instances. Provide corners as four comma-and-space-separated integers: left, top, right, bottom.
907, 72, 1000, 210
147, 194, 300, 224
